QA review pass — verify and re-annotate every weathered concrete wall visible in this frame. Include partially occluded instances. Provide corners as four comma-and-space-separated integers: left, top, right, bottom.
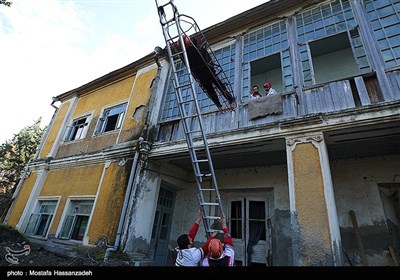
123, 163, 160, 255
88, 160, 130, 245
119, 67, 158, 143
41, 165, 103, 234
293, 142, 333, 265
163, 164, 291, 266
331, 154, 400, 266
39, 101, 71, 159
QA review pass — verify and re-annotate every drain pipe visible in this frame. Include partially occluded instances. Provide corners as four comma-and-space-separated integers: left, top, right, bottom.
104, 137, 143, 262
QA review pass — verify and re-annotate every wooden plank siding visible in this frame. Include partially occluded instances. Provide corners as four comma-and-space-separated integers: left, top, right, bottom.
157, 71, 400, 142
387, 70, 400, 101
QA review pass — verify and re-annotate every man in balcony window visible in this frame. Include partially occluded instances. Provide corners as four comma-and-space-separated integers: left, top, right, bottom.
263, 81, 278, 96
251, 85, 263, 99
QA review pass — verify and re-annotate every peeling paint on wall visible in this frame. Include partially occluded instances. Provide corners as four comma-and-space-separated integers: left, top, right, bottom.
293, 143, 333, 265
6, 172, 38, 227
39, 101, 71, 159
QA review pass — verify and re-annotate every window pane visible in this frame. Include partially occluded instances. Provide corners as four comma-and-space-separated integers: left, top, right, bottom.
364, 0, 400, 67
60, 215, 74, 239
98, 104, 126, 133
25, 214, 39, 235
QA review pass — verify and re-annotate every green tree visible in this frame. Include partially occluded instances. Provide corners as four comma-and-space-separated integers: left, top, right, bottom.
0, 119, 45, 219
0, 0, 12, 7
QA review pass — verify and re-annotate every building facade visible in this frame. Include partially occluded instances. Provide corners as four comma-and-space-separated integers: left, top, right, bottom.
5, 56, 158, 255
6, 0, 400, 266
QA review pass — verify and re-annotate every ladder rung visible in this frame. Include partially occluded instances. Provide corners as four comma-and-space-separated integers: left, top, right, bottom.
182, 114, 199, 120
200, 189, 216, 192
195, 173, 211, 178
178, 99, 195, 105
186, 130, 202, 134
205, 215, 220, 220
201, 202, 219, 206
174, 84, 191, 91
194, 159, 208, 163
205, 229, 224, 233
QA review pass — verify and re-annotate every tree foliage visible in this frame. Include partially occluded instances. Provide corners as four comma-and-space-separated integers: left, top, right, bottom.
0, 0, 12, 7
0, 119, 45, 218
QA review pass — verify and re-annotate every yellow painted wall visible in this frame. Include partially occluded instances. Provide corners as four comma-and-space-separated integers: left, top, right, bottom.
6, 172, 38, 227
39, 101, 71, 158
73, 76, 135, 120
119, 68, 158, 142
293, 143, 331, 265
87, 161, 130, 245
60, 76, 136, 155
40, 165, 103, 234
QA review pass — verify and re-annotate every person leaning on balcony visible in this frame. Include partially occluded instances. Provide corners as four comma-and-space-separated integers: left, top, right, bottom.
263, 81, 278, 96
175, 209, 215, 266
250, 85, 263, 99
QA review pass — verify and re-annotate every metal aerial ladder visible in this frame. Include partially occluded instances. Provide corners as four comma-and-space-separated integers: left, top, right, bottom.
155, 0, 235, 236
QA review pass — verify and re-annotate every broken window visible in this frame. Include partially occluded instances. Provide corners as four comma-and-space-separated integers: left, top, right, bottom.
59, 200, 94, 241
249, 53, 283, 97
64, 115, 90, 142
364, 0, 400, 68
96, 103, 127, 134
296, 0, 372, 86
25, 201, 57, 238
309, 32, 360, 84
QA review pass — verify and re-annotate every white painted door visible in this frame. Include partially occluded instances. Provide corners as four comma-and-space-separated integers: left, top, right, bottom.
228, 197, 270, 266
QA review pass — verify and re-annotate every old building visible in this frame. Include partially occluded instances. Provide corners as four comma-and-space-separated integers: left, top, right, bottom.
5, 55, 158, 256
5, 0, 400, 266
122, 0, 400, 266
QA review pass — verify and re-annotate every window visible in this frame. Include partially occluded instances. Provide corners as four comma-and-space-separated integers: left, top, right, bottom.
230, 200, 243, 239
364, 0, 400, 68
242, 20, 292, 99
97, 103, 127, 134
64, 116, 89, 142
309, 32, 360, 84
296, 0, 371, 86
160, 44, 236, 121
248, 53, 282, 100
25, 201, 57, 237
59, 200, 93, 241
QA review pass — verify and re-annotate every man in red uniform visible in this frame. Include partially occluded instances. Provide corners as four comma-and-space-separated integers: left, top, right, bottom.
201, 212, 235, 267
175, 209, 215, 266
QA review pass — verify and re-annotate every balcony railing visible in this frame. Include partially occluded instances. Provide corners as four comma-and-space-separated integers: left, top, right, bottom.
157, 71, 400, 142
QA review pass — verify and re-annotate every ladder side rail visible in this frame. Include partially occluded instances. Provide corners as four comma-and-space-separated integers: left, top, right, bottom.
156, 0, 224, 235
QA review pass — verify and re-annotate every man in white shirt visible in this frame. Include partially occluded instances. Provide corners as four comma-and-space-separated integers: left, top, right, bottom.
263, 81, 278, 96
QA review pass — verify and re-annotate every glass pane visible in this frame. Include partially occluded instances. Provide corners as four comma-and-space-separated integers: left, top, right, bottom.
231, 201, 242, 219
71, 216, 89, 241
35, 214, 50, 237
59, 215, 74, 239
249, 201, 265, 219
25, 214, 39, 235
160, 227, 168, 240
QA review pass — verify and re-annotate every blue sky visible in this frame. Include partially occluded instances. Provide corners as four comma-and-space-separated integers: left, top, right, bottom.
0, 0, 267, 143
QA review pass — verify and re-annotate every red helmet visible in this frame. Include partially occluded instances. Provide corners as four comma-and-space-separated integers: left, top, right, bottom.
263, 82, 271, 89
208, 239, 223, 259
